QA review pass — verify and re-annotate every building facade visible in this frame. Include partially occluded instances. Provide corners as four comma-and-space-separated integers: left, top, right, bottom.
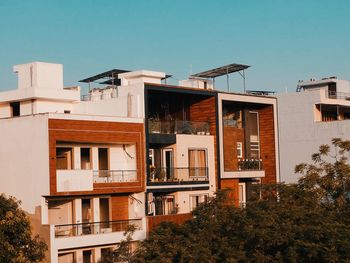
277, 77, 350, 183
0, 62, 279, 262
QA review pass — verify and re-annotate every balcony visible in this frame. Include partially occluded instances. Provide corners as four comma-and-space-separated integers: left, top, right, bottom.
54, 219, 142, 238
56, 170, 93, 192
327, 91, 350, 101
51, 218, 147, 251
93, 170, 138, 183
148, 120, 210, 135
223, 159, 265, 179
148, 167, 209, 185
56, 170, 138, 192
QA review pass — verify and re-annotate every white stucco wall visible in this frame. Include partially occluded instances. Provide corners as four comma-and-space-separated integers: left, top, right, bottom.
175, 134, 216, 192
109, 145, 137, 171
277, 89, 350, 183
73, 83, 144, 118
0, 114, 50, 213
0, 103, 11, 118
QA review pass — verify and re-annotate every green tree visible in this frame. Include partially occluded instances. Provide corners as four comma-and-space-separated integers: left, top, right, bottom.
99, 225, 137, 263
130, 138, 350, 262
0, 194, 47, 262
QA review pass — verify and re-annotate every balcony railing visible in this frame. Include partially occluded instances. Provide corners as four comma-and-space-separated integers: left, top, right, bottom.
149, 167, 209, 183
54, 219, 142, 238
327, 91, 350, 101
148, 120, 210, 135
237, 159, 263, 171
93, 170, 137, 183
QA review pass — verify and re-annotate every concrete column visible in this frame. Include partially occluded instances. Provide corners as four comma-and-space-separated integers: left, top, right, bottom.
73, 147, 80, 169
41, 197, 49, 224
74, 199, 82, 235
92, 147, 99, 170
76, 250, 83, 263
94, 248, 102, 262
93, 197, 100, 234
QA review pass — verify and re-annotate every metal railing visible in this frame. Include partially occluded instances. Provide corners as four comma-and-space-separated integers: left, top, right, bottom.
93, 170, 137, 183
148, 120, 210, 135
237, 159, 263, 171
327, 91, 350, 101
54, 219, 142, 238
149, 167, 209, 183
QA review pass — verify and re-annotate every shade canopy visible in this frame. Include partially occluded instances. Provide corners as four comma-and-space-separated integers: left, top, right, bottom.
79, 69, 130, 83
190, 63, 250, 79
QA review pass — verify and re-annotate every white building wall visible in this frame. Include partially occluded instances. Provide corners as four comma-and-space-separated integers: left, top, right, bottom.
277, 89, 350, 183
109, 145, 137, 171
173, 134, 216, 214
34, 100, 74, 114
0, 114, 50, 214
0, 103, 11, 118
72, 83, 144, 118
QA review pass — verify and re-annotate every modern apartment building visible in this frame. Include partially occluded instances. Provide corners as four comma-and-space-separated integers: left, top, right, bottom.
0, 62, 279, 262
277, 77, 350, 183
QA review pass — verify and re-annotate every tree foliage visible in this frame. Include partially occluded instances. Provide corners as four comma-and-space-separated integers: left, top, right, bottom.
0, 194, 47, 262
102, 138, 350, 262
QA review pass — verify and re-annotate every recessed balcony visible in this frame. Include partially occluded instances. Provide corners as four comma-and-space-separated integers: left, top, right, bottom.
54, 219, 142, 238
56, 170, 93, 192
222, 159, 265, 179
148, 167, 209, 185
148, 120, 210, 135
93, 170, 138, 183
56, 169, 138, 192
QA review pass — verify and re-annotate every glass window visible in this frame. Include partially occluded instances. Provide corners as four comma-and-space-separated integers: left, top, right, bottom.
190, 194, 209, 211
189, 149, 207, 177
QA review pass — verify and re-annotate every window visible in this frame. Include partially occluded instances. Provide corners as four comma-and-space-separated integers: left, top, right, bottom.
98, 148, 109, 177
237, 142, 243, 158
56, 147, 73, 170
154, 195, 176, 215
81, 148, 91, 169
10, 102, 20, 117
189, 149, 207, 177
190, 194, 208, 211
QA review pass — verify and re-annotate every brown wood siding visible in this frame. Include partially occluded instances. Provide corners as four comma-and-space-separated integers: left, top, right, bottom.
220, 179, 239, 206
111, 195, 129, 220
223, 127, 245, 171
147, 213, 192, 233
258, 105, 277, 184
48, 119, 145, 196
189, 96, 218, 189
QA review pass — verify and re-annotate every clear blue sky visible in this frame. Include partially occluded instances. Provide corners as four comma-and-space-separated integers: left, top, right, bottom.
1, 0, 350, 93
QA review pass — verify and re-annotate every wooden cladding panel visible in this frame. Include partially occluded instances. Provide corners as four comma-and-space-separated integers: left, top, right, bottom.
258, 105, 277, 184
189, 96, 218, 189
223, 127, 245, 171
48, 119, 145, 196
220, 179, 239, 206
147, 213, 192, 233
111, 195, 129, 220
